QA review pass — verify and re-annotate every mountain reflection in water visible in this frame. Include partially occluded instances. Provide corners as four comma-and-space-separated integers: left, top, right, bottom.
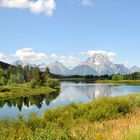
1, 83, 140, 118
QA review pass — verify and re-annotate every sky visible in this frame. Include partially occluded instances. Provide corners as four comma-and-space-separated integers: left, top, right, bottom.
0, 0, 140, 67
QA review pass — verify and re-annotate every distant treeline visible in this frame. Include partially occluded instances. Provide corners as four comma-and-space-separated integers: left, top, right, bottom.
51, 72, 140, 81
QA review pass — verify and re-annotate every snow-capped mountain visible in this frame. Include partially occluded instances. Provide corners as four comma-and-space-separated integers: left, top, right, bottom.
84, 54, 117, 75
47, 61, 70, 75
67, 54, 131, 76
115, 64, 131, 74
37, 63, 47, 71
13, 55, 140, 76
130, 66, 140, 73
69, 64, 98, 76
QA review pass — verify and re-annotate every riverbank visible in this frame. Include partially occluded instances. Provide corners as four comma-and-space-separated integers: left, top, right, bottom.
0, 93, 140, 139
60, 78, 140, 85
0, 84, 59, 100
96, 80, 140, 85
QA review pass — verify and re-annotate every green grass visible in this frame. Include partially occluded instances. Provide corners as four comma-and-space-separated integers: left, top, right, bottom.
0, 93, 140, 139
0, 84, 58, 100
96, 80, 140, 85
60, 78, 140, 85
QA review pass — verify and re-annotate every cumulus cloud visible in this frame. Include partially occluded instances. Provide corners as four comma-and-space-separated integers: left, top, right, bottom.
15, 48, 47, 61
0, 0, 56, 16
81, 50, 117, 61
81, 0, 93, 6
50, 53, 80, 65
88, 50, 117, 61
0, 53, 6, 62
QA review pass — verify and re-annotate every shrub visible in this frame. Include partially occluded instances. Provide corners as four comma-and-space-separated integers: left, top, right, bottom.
0, 77, 7, 85
46, 78, 60, 89
8, 74, 17, 85
86, 97, 132, 122
29, 79, 37, 89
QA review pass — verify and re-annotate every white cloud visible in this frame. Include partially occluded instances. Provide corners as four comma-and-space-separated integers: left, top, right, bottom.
81, 50, 117, 61
0, 53, 6, 62
15, 48, 47, 61
81, 0, 93, 6
0, 0, 56, 16
50, 53, 57, 58
50, 54, 80, 65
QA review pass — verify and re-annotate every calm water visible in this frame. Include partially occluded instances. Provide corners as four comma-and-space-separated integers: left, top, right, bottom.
0, 82, 140, 118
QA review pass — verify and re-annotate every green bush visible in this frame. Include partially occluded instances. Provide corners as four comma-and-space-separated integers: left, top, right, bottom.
46, 78, 60, 89
0, 76, 7, 85
29, 79, 37, 89
43, 96, 133, 123
86, 97, 132, 122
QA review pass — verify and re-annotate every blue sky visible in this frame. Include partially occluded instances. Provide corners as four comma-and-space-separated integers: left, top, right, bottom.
0, 0, 140, 67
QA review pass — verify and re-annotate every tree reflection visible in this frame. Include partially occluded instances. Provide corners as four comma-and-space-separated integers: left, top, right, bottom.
0, 92, 59, 111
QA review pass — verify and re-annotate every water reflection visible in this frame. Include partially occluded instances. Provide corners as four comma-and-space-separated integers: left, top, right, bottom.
60, 83, 114, 103
1, 83, 140, 118
0, 92, 59, 111
57, 83, 140, 104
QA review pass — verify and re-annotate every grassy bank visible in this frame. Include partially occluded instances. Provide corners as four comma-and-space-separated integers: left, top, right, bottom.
0, 84, 58, 100
60, 78, 140, 85
1, 93, 140, 139
96, 80, 140, 85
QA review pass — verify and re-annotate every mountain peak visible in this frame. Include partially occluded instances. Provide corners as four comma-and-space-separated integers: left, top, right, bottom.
91, 53, 108, 59
13, 60, 30, 67
85, 53, 115, 75
48, 61, 69, 75
131, 66, 140, 73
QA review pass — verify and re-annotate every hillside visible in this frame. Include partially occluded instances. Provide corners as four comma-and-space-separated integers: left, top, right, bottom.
0, 61, 14, 69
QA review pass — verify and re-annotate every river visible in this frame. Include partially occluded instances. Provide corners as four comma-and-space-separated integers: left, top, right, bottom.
0, 82, 140, 118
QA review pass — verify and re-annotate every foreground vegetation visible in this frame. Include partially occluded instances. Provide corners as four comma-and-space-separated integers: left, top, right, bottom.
1, 93, 140, 139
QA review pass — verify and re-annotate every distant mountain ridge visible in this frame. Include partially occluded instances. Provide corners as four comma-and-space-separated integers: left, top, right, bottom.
71, 54, 131, 75
12, 54, 140, 76
47, 61, 69, 75
130, 66, 140, 73
84, 54, 117, 75
0, 61, 14, 69
69, 64, 98, 76
13, 60, 31, 67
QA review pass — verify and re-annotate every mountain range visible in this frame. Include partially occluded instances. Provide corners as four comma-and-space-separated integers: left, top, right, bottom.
12, 53, 140, 76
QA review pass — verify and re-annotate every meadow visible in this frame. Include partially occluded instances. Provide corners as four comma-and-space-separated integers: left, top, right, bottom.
0, 84, 59, 100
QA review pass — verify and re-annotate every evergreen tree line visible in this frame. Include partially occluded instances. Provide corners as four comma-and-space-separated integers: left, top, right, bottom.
112, 72, 140, 81
0, 66, 60, 88
52, 72, 140, 81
